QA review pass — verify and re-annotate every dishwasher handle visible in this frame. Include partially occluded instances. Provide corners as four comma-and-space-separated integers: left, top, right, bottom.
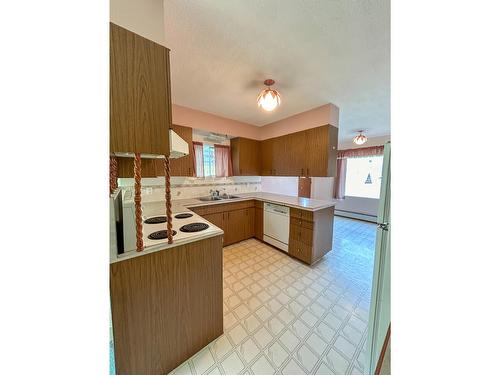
264, 202, 290, 215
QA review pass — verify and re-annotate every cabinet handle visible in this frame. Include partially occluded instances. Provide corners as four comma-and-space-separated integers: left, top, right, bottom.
307, 168, 309, 176
301, 168, 304, 176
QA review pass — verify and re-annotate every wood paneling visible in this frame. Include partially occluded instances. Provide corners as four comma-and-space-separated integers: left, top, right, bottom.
298, 177, 312, 198
231, 137, 261, 176
116, 157, 157, 178
110, 235, 223, 375
110, 22, 170, 155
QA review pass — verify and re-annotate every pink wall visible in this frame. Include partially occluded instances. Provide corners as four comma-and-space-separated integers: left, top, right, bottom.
172, 104, 261, 139
172, 103, 339, 141
259, 103, 339, 140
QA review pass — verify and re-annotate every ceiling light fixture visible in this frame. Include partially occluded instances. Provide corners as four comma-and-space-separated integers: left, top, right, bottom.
257, 79, 281, 112
353, 130, 368, 145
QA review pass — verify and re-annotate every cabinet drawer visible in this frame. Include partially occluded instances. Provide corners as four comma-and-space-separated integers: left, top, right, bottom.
289, 224, 313, 245
289, 239, 312, 263
290, 217, 314, 230
290, 208, 314, 222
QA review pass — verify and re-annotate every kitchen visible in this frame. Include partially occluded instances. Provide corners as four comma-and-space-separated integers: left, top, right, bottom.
109, 1, 389, 375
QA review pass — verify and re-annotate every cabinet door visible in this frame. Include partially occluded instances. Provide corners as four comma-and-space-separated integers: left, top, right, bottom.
232, 138, 261, 176
110, 23, 170, 155
304, 125, 338, 177
285, 131, 306, 176
261, 139, 274, 176
203, 212, 226, 245
245, 207, 255, 239
254, 207, 263, 240
225, 209, 247, 245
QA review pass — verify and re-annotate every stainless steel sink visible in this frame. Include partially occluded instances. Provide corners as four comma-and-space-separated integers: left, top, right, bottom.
197, 195, 240, 202
198, 196, 223, 201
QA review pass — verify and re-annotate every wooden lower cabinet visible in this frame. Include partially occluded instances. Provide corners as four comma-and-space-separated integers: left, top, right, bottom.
288, 206, 334, 265
190, 200, 334, 265
225, 209, 248, 245
191, 201, 256, 246
110, 235, 223, 375
254, 207, 263, 240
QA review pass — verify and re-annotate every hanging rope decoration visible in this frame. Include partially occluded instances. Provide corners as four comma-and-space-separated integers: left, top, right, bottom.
164, 155, 173, 244
109, 155, 118, 196
134, 153, 144, 251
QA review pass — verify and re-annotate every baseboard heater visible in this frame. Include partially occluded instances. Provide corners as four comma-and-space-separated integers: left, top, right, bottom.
335, 209, 378, 223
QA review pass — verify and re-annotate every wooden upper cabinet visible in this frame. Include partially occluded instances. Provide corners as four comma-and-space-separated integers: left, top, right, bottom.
156, 125, 194, 177
231, 137, 261, 176
258, 125, 338, 177
261, 139, 274, 176
304, 125, 338, 177
110, 22, 171, 155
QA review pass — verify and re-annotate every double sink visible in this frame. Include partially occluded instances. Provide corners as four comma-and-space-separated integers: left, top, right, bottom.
198, 194, 240, 202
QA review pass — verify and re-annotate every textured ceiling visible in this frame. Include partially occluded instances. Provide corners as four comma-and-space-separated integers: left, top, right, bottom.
164, 0, 390, 142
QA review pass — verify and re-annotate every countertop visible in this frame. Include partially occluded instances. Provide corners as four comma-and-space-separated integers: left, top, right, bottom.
111, 192, 336, 264
174, 192, 336, 212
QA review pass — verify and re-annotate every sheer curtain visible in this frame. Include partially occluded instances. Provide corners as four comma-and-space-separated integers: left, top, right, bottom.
192, 141, 204, 177
334, 145, 385, 199
334, 158, 347, 199
214, 145, 233, 177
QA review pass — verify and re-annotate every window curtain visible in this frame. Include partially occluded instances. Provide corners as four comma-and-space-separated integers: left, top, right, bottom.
193, 141, 204, 177
334, 158, 347, 199
214, 145, 233, 177
337, 145, 384, 159
334, 145, 385, 199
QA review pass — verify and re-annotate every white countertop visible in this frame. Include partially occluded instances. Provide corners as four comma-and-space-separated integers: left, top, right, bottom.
111, 192, 335, 264
174, 192, 336, 212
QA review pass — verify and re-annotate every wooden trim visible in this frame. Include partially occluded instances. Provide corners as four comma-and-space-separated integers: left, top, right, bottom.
374, 324, 391, 375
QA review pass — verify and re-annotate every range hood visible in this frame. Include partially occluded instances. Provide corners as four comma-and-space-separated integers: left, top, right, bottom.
112, 129, 189, 160
169, 128, 189, 159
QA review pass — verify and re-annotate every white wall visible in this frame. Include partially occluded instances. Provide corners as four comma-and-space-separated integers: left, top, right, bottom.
310, 177, 334, 200
335, 196, 379, 218
261, 177, 298, 196
110, 0, 165, 46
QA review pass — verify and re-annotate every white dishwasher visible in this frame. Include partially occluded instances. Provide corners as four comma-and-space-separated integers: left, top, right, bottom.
263, 202, 290, 252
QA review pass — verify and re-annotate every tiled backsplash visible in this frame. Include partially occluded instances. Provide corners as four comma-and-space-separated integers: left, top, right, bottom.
118, 176, 261, 200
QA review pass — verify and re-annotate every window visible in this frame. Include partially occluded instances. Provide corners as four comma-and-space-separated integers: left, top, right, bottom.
202, 144, 216, 177
345, 156, 383, 199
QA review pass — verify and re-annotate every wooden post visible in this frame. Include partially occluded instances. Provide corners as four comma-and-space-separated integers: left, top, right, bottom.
164, 155, 173, 244
134, 153, 144, 251
109, 155, 118, 195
